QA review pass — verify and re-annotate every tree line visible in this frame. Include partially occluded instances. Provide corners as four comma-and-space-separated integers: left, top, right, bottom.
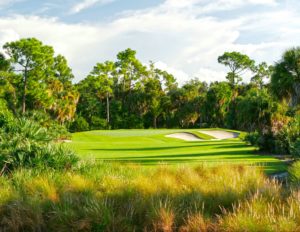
0, 38, 299, 154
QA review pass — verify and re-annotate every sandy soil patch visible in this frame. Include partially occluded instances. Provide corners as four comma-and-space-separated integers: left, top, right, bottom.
199, 130, 239, 139
166, 133, 203, 141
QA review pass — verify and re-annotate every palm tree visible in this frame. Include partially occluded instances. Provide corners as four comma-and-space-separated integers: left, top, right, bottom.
271, 47, 300, 107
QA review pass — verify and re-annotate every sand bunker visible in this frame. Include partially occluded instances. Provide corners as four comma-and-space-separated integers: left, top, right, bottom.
199, 130, 239, 139
166, 130, 239, 141
166, 133, 202, 141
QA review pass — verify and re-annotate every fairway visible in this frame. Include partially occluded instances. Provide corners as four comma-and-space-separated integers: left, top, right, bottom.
71, 129, 286, 174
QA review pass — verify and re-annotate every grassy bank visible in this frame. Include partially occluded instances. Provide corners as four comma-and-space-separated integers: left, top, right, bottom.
0, 163, 299, 231
71, 129, 286, 174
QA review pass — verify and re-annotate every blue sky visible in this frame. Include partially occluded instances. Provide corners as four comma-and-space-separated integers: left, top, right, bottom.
0, 0, 299, 84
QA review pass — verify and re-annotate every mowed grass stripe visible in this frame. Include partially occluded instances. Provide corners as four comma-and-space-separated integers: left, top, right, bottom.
71, 129, 286, 174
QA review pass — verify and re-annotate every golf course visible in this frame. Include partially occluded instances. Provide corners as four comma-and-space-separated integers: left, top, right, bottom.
71, 129, 286, 174
1, 33, 300, 231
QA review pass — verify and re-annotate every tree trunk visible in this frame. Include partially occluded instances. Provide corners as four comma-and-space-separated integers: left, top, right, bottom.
106, 92, 110, 125
22, 69, 27, 114
292, 82, 300, 107
153, 116, 157, 129
10, 89, 18, 115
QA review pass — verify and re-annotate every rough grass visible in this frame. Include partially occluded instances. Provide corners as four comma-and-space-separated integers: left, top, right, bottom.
71, 129, 286, 174
0, 163, 299, 231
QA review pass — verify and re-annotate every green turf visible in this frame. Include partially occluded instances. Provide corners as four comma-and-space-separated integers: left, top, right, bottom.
70, 129, 287, 174
189, 131, 216, 140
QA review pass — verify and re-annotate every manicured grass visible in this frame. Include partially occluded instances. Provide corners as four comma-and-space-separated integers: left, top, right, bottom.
189, 131, 216, 140
71, 129, 286, 174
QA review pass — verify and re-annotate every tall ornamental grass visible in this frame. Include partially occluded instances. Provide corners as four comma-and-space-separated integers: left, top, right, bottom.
0, 162, 297, 231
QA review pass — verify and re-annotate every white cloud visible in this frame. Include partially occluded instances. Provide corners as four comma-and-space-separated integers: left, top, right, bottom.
70, 0, 115, 14
0, 0, 299, 84
0, 0, 22, 8
0, 15, 116, 79
194, 68, 227, 84
0, 29, 19, 50
154, 61, 190, 85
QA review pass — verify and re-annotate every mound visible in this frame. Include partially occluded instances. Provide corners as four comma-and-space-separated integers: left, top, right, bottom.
166, 132, 202, 141
199, 130, 239, 139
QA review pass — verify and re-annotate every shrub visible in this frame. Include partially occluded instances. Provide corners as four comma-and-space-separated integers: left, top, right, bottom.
123, 115, 144, 129
24, 110, 70, 139
248, 116, 300, 155
291, 138, 300, 158
32, 144, 79, 170
0, 118, 78, 173
69, 116, 90, 132
0, 102, 13, 129
47, 122, 70, 140
273, 128, 291, 154
289, 161, 300, 185
244, 131, 260, 146
89, 116, 108, 130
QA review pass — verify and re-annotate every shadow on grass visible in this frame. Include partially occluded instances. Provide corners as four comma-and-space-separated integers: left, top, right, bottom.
97, 159, 286, 173
100, 149, 261, 161
215, 144, 253, 149
91, 147, 286, 174
85, 142, 246, 152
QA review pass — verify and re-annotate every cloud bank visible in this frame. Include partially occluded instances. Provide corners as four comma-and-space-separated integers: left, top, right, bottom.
0, 0, 299, 84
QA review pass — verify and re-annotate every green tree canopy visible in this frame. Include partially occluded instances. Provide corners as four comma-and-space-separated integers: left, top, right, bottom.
3, 38, 55, 114
204, 82, 232, 126
271, 47, 300, 107
0, 53, 10, 71
3, 38, 78, 123
218, 51, 255, 88
251, 62, 272, 89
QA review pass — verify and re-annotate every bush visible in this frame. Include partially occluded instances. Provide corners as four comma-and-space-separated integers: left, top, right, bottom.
0, 118, 78, 173
273, 128, 291, 154
0, 101, 14, 129
249, 116, 300, 155
31, 144, 79, 170
123, 115, 144, 129
89, 116, 108, 130
47, 122, 70, 140
257, 132, 276, 152
289, 161, 300, 185
69, 116, 90, 132
291, 138, 300, 158
244, 131, 260, 146
24, 110, 70, 139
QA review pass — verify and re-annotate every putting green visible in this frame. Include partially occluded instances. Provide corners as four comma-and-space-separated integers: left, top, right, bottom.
71, 129, 286, 174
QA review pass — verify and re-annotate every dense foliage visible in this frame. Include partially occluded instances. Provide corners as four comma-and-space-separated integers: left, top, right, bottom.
0, 108, 78, 173
1, 38, 300, 156
1, 38, 79, 122
0, 37, 300, 231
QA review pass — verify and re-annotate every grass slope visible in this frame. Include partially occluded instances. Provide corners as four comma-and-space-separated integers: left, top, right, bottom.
71, 129, 286, 174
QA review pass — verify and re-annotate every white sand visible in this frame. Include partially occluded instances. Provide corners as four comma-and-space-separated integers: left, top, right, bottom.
166, 133, 203, 141
199, 130, 239, 139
